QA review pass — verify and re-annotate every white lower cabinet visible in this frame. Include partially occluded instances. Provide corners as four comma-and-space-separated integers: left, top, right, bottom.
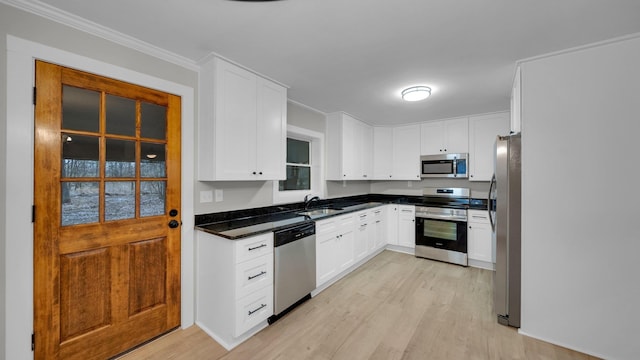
397, 205, 416, 248
354, 211, 371, 262
467, 210, 494, 269
386, 205, 399, 245
371, 207, 386, 250
196, 231, 274, 350
315, 214, 355, 288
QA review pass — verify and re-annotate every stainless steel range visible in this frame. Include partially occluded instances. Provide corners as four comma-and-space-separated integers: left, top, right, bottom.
415, 187, 469, 266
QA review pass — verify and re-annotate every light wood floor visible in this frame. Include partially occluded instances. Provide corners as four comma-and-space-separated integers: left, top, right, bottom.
119, 250, 597, 360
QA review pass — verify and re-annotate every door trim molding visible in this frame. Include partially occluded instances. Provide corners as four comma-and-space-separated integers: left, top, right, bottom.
5, 34, 195, 360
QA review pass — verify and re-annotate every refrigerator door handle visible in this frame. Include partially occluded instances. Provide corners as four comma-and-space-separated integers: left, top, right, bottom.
488, 173, 496, 232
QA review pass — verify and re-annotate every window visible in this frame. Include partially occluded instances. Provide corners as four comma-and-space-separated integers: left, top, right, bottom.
279, 138, 311, 191
273, 125, 324, 204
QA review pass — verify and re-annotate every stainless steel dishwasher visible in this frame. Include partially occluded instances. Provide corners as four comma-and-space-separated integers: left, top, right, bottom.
268, 221, 316, 324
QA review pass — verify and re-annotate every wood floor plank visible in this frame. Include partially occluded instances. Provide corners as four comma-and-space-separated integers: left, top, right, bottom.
119, 250, 598, 360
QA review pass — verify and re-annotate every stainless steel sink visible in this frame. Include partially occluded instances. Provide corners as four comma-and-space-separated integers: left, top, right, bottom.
296, 208, 343, 217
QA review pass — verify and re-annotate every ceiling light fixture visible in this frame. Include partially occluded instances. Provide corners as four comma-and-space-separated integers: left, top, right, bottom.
401, 86, 431, 102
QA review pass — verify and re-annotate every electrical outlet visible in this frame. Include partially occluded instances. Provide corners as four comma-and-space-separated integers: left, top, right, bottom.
215, 189, 223, 202
200, 190, 213, 203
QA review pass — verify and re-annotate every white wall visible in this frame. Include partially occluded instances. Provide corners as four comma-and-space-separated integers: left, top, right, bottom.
2, 4, 197, 359
519, 35, 640, 360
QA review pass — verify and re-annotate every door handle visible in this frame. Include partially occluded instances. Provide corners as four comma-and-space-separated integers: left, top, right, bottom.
168, 220, 180, 228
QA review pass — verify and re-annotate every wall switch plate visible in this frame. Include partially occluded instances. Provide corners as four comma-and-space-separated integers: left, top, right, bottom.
200, 190, 213, 203
215, 189, 223, 202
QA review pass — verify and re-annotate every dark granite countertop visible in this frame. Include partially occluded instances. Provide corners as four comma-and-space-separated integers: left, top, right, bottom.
195, 193, 481, 240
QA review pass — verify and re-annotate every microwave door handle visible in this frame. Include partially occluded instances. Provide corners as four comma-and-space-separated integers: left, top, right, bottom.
488, 173, 496, 232
453, 159, 457, 177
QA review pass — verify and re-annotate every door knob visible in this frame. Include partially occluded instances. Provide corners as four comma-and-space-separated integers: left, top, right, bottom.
168, 220, 180, 228
169, 209, 178, 217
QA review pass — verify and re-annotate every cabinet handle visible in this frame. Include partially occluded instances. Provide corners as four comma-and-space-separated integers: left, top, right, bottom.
376, 220, 381, 223
248, 243, 267, 251
248, 303, 267, 316
252, 171, 257, 175
248, 271, 267, 280
470, 174, 474, 178
259, 171, 263, 175
469, 226, 472, 229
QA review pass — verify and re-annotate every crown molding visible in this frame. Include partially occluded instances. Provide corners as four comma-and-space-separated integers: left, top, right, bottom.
1, 0, 200, 71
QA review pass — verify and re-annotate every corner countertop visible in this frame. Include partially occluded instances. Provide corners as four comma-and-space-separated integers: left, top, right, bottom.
195, 201, 386, 239
194, 193, 488, 240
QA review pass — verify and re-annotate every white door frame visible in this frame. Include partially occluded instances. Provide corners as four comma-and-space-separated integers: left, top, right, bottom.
5, 35, 196, 360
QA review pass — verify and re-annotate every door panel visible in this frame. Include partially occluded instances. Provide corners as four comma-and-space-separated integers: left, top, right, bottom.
34, 60, 181, 360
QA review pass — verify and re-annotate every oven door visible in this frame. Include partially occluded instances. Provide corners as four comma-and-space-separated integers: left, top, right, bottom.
416, 216, 467, 253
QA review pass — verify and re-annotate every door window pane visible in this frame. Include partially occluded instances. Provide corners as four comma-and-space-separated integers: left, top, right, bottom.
62, 85, 100, 133
105, 181, 135, 221
106, 94, 136, 136
106, 139, 136, 178
141, 181, 166, 217
62, 135, 99, 178
140, 143, 166, 178
141, 102, 167, 140
61, 182, 99, 226
279, 165, 310, 191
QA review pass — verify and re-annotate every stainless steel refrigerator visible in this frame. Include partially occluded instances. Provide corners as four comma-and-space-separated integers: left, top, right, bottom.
489, 133, 521, 328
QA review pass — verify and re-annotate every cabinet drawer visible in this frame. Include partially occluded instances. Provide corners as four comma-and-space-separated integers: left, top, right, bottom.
235, 254, 273, 300
468, 210, 490, 224
235, 233, 273, 264
235, 285, 273, 337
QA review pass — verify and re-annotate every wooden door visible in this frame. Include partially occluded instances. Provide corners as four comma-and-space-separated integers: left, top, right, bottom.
33, 61, 181, 360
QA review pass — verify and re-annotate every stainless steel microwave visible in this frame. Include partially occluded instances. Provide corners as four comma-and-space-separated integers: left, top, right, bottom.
420, 153, 468, 178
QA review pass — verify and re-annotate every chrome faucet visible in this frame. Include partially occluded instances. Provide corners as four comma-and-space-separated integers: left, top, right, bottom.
303, 194, 320, 210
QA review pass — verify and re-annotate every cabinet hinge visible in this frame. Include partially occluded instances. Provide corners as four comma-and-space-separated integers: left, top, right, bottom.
32, 205, 35, 223
33, 87, 36, 105
31, 332, 35, 351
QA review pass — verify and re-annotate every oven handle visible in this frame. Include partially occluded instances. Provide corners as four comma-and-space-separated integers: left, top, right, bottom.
416, 213, 467, 222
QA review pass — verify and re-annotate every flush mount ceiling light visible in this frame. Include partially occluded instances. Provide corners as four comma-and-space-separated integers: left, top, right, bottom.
401, 86, 431, 102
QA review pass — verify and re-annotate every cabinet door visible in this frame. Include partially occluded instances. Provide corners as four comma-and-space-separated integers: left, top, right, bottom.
468, 112, 509, 181
373, 127, 393, 179
445, 117, 469, 153
360, 123, 373, 179
337, 229, 355, 273
354, 214, 369, 262
341, 115, 359, 179
372, 208, 386, 250
420, 121, 445, 155
256, 77, 286, 180
214, 60, 257, 180
386, 205, 399, 245
393, 124, 421, 180
316, 230, 338, 287
397, 205, 415, 248
468, 221, 493, 263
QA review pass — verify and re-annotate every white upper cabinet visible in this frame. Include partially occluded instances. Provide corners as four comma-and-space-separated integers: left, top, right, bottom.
372, 127, 393, 179
326, 112, 373, 180
392, 124, 421, 180
198, 57, 287, 181
420, 117, 469, 155
511, 66, 522, 134
372, 125, 420, 180
468, 112, 509, 181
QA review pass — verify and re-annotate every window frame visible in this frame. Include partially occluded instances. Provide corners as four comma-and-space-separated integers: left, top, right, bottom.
273, 125, 325, 204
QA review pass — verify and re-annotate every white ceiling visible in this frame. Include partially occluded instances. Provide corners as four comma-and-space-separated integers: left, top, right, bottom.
13, 0, 640, 125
